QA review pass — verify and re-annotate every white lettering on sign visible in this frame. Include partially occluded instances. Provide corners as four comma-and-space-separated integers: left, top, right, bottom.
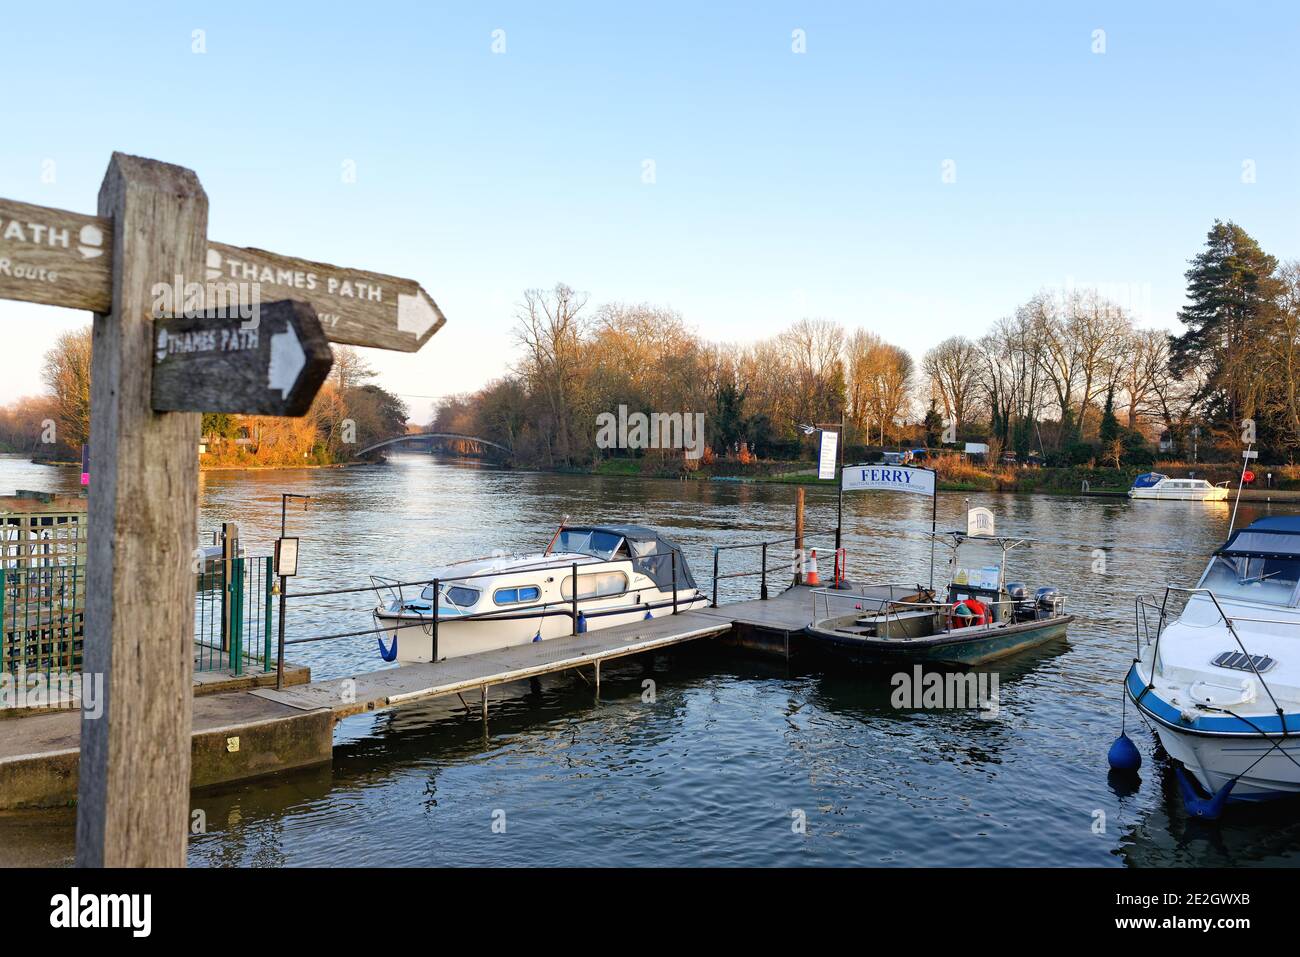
0, 258, 59, 284
0, 216, 103, 259
208, 249, 384, 304
155, 326, 258, 362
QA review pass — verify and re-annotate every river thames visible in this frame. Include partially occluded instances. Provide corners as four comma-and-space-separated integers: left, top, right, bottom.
2, 453, 1298, 867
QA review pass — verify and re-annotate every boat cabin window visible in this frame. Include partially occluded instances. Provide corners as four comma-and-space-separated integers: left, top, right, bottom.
1199, 553, 1300, 606
561, 571, 628, 600
494, 585, 541, 606
552, 529, 626, 561
419, 583, 481, 607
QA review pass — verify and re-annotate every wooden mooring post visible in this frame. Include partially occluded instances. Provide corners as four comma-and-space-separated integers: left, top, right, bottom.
793, 487, 805, 586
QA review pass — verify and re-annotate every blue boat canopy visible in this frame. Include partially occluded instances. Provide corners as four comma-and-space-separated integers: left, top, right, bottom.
1219, 516, 1300, 559
1131, 472, 1167, 489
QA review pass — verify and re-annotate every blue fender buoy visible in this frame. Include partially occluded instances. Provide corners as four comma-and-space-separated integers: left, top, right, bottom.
532, 627, 542, 643
1107, 733, 1141, 772
576, 611, 587, 634
644, 609, 653, 620
376, 634, 398, 662
1175, 766, 1236, 820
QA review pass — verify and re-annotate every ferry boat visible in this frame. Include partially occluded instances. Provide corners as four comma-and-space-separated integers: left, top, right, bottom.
371, 524, 708, 663
803, 532, 1070, 666
1126, 515, 1300, 804
1128, 472, 1229, 501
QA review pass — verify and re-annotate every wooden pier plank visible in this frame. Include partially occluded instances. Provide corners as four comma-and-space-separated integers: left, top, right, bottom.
251, 610, 734, 719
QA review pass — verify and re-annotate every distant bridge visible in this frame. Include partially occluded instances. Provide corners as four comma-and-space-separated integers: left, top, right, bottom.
356, 432, 514, 459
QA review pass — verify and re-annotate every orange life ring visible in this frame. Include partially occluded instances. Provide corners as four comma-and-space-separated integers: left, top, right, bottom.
951, 598, 989, 627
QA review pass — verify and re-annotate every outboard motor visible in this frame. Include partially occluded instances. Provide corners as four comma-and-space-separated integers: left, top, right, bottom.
1005, 582, 1032, 621
1034, 586, 1062, 619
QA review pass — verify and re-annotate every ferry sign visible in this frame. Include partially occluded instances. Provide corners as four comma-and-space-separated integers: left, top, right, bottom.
842, 464, 936, 497
967, 507, 995, 537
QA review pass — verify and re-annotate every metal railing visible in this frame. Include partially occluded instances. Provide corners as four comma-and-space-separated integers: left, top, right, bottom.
1137, 585, 1286, 719
810, 582, 934, 623
194, 556, 275, 675
0, 562, 85, 677
810, 584, 1039, 636
710, 529, 839, 606
266, 551, 702, 681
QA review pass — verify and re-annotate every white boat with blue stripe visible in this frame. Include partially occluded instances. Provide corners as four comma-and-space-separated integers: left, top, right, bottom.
1127, 516, 1300, 806
371, 524, 708, 664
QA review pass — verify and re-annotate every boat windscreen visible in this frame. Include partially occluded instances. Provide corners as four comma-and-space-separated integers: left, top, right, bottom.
1200, 553, 1300, 606
553, 528, 625, 560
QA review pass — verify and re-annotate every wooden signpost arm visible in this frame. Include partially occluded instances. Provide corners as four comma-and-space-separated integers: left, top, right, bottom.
75, 153, 207, 868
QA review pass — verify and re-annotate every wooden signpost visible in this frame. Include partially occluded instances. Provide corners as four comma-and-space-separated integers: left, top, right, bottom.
0, 198, 446, 352
0, 152, 446, 867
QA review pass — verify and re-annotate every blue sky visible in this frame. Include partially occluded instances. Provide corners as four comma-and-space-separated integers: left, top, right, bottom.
2, 1, 1297, 421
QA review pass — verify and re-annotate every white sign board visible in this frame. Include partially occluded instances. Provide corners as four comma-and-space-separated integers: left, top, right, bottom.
817, 430, 839, 481
841, 464, 935, 497
967, 507, 995, 537
964, 442, 989, 456
953, 565, 1001, 590
1243, 450, 1259, 459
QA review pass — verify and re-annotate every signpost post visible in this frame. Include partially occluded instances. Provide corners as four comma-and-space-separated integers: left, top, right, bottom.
0, 152, 447, 867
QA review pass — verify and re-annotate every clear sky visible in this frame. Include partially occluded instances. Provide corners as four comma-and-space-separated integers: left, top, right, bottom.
2, 1, 1297, 422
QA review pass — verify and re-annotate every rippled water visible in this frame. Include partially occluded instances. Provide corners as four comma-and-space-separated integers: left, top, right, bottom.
3, 452, 1299, 867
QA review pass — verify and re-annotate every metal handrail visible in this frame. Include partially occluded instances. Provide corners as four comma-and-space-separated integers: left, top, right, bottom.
1142, 585, 1285, 719
710, 529, 839, 606
812, 584, 1063, 637
810, 582, 926, 623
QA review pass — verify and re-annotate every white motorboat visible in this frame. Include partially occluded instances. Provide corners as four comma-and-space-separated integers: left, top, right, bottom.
1127, 516, 1300, 806
371, 524, 708, 663
1128, 472, 1229, 501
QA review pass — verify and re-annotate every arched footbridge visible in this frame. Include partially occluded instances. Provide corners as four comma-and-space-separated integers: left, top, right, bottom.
356, 432, 514, 460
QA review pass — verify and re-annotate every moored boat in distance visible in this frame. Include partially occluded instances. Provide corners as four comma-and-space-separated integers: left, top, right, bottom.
803, 532, 1071, 666
371, 524, 708, 664
1128, 472, 1230, 501
1127, 515, 1300, 804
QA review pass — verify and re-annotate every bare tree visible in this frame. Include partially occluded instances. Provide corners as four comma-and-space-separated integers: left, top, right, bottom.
513, 283, 590, 466
1117, 328, 1170, 431
41, 326, 93, 453
922, 336, 981, 431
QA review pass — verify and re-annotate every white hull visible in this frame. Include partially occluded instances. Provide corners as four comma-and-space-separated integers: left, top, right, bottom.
1150, 720, 1300, 800
1128, 488, 1229, 502
377, 596, 708, 663
373, 525, 708, 665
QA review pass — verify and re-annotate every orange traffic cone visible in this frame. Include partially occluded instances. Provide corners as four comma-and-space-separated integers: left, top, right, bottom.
805, 549, 821, 586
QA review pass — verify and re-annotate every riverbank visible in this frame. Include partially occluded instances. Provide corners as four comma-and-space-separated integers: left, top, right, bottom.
586, 457, 1300, 498
27, 458, 370, 474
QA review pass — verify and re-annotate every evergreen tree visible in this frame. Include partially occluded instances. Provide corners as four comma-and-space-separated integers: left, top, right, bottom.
1170, 221, 1280, 431
922, 400, 943, 446
1099, 387, 1119, 445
